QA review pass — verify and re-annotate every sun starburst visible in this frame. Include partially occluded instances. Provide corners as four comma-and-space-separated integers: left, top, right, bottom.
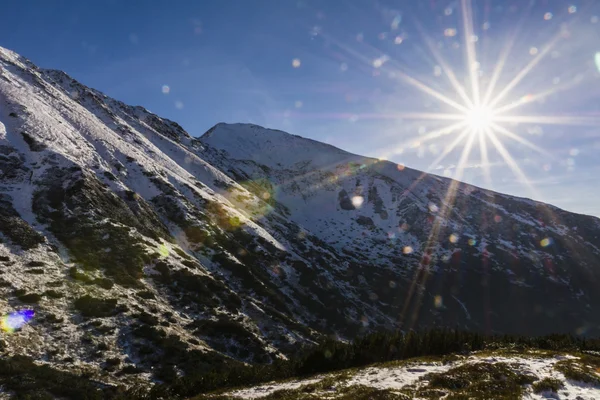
296, 1, 600, 202
351, 0, 600, 199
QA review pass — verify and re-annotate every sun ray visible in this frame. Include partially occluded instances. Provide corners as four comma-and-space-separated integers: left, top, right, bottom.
494, 74, 588, 115
319, 31, 471, 113
478, 132, 493, 187
461, 0, 480, 106
386, 66, 471, 113
381, 112, 464, 121
481, 36, 517, 106
292, 3, 593, 235
426, 129, 471, 172
494, 115, 600, 126
394, 128, 471, 218
282, 111, 466, 121
485, 128, 536, 195
480, 1, 533, 106
382, 121, 468, 159
487, 31, 563, 109
451, 129, 477, 182
404, 132, 476, 330
490, 123, 553, 157
414, 19, 474, 108
379, 1, 599, 332
415, 121, 468, 144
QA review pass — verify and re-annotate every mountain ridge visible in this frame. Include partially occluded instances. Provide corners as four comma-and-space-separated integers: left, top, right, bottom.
201, 121, 581, 215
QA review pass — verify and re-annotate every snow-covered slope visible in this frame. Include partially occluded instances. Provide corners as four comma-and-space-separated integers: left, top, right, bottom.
1, 44, 600, 391
214, 349, 600, 399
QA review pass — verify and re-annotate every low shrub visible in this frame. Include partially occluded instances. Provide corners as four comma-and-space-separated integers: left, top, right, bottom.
120, 365, 142, 375
43, 290, 63, 299
136, 290, 155, 300
26, 268, 45, 274
92, 278, 114, 290
16, 292, 42, 304
27, 261, 45, 267
532, 377, 564, 393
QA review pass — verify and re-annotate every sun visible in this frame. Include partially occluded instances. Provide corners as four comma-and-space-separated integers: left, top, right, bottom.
464, 105, 495, 132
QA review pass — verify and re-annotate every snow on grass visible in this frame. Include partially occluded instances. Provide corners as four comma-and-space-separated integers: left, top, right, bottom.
224, 352, 600, 399
228, 377, 324, 399
514, 354, 600, 400
222, 359, 453, 399
343, 361, 452, 391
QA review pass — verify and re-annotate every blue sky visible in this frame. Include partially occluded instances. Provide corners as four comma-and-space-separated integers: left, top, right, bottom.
2, 0, 600, 216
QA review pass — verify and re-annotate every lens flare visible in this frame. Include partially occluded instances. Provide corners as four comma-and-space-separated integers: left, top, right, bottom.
1, 309, 34, 333
351, 196, 364, 208
158, 243, 170, 257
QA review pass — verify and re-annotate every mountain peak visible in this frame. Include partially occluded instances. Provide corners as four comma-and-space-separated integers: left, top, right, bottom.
201, 122, 293, 139
0, 45, 20, 62
200, 122, 357, 170
0, 45, 37, 72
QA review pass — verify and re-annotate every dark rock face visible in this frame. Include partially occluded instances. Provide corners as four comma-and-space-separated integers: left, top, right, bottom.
0, 193, 44, 249
0, 145, 28, 181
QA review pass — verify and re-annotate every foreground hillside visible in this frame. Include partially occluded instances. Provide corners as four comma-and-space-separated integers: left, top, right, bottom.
205, 349, 600, 400
1, 329, 599, 399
